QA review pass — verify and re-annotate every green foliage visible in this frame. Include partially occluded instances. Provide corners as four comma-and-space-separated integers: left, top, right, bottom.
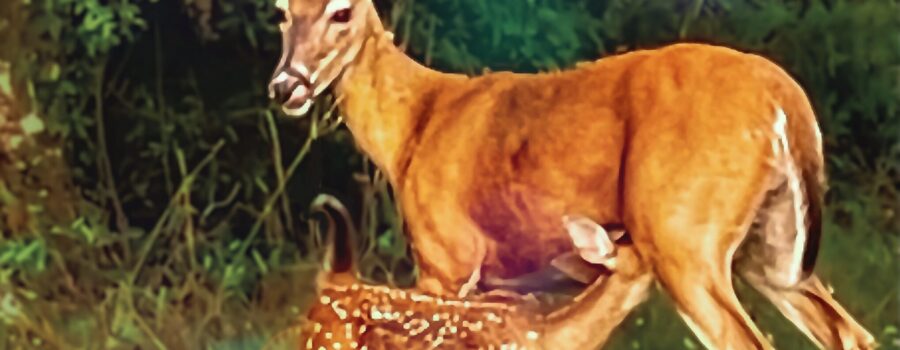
214, 0, 281, 48
1, 0, 897, 348
72, 0, 147, 57
0, 238, 47, 276
399, 0, 604, 72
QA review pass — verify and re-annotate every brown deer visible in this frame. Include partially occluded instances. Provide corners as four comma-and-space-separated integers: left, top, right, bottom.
261, 196, 653, 350
267, 0, 875, 348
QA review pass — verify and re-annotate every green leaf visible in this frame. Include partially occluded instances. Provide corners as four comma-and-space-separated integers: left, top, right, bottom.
252, 249, 268, 274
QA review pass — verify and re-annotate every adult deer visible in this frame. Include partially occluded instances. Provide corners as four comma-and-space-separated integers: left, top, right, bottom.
261, 196, 653, 350
267, 0, 875, 348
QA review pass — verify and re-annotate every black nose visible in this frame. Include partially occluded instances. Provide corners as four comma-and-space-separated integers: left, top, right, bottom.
270, 80, 292, 104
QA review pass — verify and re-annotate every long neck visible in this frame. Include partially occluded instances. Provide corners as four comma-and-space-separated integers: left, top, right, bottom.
334, 24, 457, 182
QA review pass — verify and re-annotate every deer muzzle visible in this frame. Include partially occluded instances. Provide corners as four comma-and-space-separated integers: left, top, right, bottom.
269, 67, 313, 116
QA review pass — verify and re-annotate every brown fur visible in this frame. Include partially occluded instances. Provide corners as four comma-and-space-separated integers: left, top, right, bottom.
271, 1, 875, 348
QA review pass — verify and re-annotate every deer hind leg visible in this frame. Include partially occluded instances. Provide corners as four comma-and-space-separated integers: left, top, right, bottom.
624, 189, 774, 349
739, 272, 876, 350
736, 181, 875, 350
643, 224, 773, 350
735, 110, 875, 350
623, 130, 776, 349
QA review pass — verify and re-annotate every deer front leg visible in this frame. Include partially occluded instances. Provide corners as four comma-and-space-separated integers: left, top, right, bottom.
407, 215, 490, 297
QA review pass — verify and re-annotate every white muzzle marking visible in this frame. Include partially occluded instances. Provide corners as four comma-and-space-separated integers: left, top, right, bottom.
284, 99, 313, 117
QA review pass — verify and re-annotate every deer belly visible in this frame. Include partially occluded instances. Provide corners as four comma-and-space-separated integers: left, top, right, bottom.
466, 182, 612, 279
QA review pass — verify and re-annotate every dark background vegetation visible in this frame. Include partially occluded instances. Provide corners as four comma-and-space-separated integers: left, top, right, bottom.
0, 0, 897, 349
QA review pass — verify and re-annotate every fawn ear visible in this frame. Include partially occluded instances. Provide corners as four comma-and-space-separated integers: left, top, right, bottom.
309, 194, 359, 284
562, 215, 621, 265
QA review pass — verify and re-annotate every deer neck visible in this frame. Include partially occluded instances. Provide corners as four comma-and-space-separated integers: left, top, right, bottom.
334, 29, 458, 182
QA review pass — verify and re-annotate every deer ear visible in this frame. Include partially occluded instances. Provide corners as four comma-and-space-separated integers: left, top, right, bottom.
562, 215, 617, 265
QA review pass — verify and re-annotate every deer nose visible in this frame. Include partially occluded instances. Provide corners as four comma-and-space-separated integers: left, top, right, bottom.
269, 70, 297, 102
269, 79, 293, 104
269, 69, 313, 108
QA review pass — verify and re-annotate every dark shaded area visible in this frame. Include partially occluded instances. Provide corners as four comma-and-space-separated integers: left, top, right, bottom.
0, 0, 897, 348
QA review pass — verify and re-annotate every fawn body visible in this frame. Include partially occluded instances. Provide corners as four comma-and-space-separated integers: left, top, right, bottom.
268, 0, 875, 348
265, 197, 652, 350
294, 283, 542, 349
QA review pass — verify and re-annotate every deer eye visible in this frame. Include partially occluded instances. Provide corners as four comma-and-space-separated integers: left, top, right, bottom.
331, 8, 351, 23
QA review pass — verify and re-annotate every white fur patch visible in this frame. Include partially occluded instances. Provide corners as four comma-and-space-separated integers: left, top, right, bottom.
271, 70, 290, 85
325, 0, 351, 15
772, 107, 807, 287
283, 99, 312, 117
457, 265, 481, 299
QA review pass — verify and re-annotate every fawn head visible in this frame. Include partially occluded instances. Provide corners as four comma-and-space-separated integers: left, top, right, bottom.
268, 0, 379, 116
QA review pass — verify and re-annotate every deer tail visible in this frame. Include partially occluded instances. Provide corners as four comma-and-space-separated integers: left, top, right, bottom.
799, 152, 824, 279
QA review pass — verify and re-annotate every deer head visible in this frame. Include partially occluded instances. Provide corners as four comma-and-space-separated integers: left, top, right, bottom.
268, 0, 382, 116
